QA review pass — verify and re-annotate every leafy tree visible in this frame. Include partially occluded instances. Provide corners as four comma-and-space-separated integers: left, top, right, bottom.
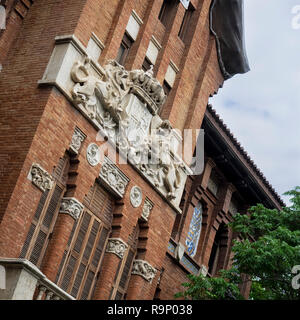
175, 268, 244, 300
176, 187, 300, 300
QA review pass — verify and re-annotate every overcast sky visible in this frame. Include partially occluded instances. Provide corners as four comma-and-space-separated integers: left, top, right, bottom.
210, 0, 300, 205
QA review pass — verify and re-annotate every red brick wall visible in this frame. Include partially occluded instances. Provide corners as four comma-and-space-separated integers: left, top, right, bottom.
0, 0, 226, 300
159, 255, 188, 300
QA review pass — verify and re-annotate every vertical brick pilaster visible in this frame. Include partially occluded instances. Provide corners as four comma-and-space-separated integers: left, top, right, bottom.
92, 252, 121, 300
41, 213, 75, 282
126, 273, 157, 300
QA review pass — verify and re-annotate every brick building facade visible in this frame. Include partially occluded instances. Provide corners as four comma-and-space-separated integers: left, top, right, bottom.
0, 0, 283, 300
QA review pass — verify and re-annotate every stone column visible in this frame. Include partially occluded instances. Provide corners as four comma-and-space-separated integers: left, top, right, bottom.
41, 197, 83, 282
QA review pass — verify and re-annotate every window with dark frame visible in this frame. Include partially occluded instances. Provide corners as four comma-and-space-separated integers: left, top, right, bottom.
19, 156, 69, 268
110, 247, 136, 300
178, 2, 195, 42
55, 183, 114, 300
158, 0, 176, 27
142, 56, 152, 72
110, 223, 139, 300
163, 80, 172, 96
116, 32, 134, 66
207, 223, 228, 276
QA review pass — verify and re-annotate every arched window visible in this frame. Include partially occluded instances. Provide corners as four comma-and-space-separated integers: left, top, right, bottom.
208, 223, 228, 276
185, 201, 203, 258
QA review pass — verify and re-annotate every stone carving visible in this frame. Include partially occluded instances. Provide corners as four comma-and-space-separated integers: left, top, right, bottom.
106, 238, 128, 259
70, 58, 188, 207
86, 143, 100, 166
174, 242, 185, 261
59, 197, 84, 220
130, 66, 166, 115
29, 163, 54, 192
69, 127, 86, 154
130, 186, 143, 208
141, 198, 153, 221
138, 115, 185, 200
71, 59, 165, 122
99, 156, 130, 198
71, 58, 131, 124
131, 259, 157, 283
200, 265, 208, 277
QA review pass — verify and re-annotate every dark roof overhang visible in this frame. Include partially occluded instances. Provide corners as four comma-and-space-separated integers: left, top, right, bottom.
202, 105, 284, 209
210, 0, 250, 80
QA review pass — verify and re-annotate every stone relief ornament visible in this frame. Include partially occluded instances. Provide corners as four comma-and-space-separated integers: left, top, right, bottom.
174, 242, 185, 261
29, 163, 54, 192
131, 259, 157, 283
59, 197, 84, 220
86, 143, 100, 166
130, 186, 143, 208
106, 238, 128, 259
99, 156, 130, 198
141, 198, 153, 221
137, 115, 185, 201
70, 57, 189, 207
69, 127, 86, 154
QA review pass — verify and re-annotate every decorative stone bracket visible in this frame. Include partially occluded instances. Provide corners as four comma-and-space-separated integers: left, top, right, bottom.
69, 127, 86, 155
131, 259, 157, 283
28, 163, 54, 192
59, 197, 84, 220
141, 198, 154, 222
105, 238, 128, 259
99, 156, 130, 199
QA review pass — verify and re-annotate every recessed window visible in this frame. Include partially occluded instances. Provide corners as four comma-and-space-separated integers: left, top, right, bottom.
142, 56, 152, 72
158, 0, 176, 27
178, 3, 195, 42
116, 32, 134, 66
163, 80, 171, 96
208, 223, 228, 276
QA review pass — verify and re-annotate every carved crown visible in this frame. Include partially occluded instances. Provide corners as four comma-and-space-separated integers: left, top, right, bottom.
129, 68, 166, 115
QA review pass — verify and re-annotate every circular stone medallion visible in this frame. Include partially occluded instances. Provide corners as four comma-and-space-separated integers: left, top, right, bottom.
130, 186, 143, 208
86, 143, 100, 166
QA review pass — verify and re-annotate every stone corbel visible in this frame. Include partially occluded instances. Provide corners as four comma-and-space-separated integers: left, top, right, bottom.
131, 259, 157, 283
105, 238, 128, 259
28, 163, 54, 192
59, 197, 84, 220
99, 156, 130, 199
141, 198, 154, 222
69, 127, 86, 155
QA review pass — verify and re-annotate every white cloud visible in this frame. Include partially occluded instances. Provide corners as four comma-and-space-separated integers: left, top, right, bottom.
210, 0, 300, 204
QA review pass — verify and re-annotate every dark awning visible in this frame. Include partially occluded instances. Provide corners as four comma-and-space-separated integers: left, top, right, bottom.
210, 0, 250, 79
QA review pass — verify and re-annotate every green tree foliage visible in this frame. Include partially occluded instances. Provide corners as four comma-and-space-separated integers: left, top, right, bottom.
176, 187, 300, 300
